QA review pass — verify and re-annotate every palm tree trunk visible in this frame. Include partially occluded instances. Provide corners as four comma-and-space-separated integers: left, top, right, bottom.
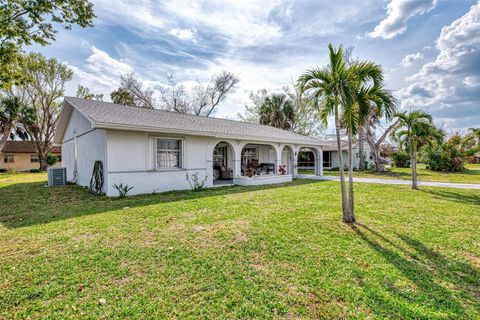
358, 125, 365, 170
334, 105, 349, 220
410, 143, 417, 189
347, 128, 356, 223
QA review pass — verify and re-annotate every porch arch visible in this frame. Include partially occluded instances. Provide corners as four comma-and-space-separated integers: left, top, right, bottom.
297, 146, 323, 176
206, 139, 240, 187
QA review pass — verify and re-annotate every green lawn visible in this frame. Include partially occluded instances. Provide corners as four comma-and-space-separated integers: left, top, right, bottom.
1, 173, 479, 319
301, 163, 480, 184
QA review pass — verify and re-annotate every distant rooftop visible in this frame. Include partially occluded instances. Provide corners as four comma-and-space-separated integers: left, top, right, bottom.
1, 141, 61, 153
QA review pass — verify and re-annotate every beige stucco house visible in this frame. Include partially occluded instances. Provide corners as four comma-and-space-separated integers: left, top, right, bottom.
1, 141, 61, 171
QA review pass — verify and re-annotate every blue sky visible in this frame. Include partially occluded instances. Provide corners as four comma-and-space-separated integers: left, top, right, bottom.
36, 0, 480, 131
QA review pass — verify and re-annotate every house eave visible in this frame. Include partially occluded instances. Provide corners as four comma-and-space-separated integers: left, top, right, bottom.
94, 122, 326, 147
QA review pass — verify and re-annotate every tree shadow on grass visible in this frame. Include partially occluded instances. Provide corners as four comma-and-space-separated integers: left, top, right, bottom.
351, 223, 479, 318
0, 178, 325, 229
418, 189, 480, 206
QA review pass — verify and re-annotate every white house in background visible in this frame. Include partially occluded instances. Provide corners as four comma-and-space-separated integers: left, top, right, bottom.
53, 97, 327, 197
321, 140, 372, 169
298, 137, 372, 171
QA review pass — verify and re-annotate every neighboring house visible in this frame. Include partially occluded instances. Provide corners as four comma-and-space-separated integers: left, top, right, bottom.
0, 141, 61, 171
53, 97, 327, 197
322, 141, 372, 169
298, 139, 372, 170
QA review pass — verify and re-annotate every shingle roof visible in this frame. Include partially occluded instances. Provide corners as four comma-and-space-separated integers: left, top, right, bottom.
1, 141, 61, 153
62, 97, 322, 145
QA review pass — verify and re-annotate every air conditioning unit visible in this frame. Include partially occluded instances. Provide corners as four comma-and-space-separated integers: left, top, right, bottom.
48, 167, 67, 186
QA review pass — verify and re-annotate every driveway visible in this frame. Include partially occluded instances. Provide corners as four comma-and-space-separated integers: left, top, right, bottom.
298, 174, 480, 190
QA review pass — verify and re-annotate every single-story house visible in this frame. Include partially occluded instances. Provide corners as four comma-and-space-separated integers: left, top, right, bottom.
53, 97, 327, 197
1, 141, 61, 171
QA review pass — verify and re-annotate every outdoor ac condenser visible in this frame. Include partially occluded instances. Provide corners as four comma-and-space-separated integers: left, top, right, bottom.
47, 167, 67, 187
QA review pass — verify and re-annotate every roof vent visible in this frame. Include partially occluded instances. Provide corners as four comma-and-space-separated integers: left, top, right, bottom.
48, 167, 66, 187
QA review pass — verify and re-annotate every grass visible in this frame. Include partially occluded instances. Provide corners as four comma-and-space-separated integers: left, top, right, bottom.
1, 172, 479, 319
301, 163, 480, 184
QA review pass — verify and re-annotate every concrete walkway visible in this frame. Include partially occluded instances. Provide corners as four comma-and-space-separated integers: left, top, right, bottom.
298, 174, 480, 190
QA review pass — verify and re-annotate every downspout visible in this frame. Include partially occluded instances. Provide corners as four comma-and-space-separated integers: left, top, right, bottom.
72, 131, 78, 183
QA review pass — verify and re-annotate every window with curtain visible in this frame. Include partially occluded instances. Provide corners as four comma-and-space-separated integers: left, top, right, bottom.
156, 139, 182, 169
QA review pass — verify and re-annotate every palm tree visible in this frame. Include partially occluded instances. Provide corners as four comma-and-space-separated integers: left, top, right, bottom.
258, 93, 295, 130
394, 110, 443, 189
0, 96, 33, 153
358, 85, 398, 172
343, 62, 393, 217
298, 44, 357, 222
468, 127, 480, 146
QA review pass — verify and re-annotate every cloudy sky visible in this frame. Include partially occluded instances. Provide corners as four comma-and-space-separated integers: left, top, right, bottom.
35, 0, 480, 132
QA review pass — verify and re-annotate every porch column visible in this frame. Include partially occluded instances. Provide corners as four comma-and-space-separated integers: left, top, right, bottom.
293, 146, 299, 178
233, 146, 241, 178
275, 147, 282, 174
316, 147, 324, 176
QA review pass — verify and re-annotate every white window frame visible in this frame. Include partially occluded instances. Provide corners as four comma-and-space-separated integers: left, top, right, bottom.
153, 137, 185, 171
4, 154, 14, 163
31, 154, 40, 163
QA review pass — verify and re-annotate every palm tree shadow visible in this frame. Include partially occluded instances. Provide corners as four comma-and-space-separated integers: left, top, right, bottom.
351, 223, 479, 317
419, 189, 480, 206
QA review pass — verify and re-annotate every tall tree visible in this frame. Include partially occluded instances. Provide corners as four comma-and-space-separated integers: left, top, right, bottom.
342, 59, 386, 218
358, 85, 398, 172
393, 110, 443, 189
283, 85, 323, 136
240, 86, 323, 136
113, 73, 156, 108
12, 53, 73, 170
76, 85, 103, 100
298, 44, 357, 223
239, 89, 268, 123
110, 87, 135, 106
258, 93, 295, 130
0, 95, 34, 153
0, 0, 95, 88
467, 127, 480, 146
160, 71, 239, 116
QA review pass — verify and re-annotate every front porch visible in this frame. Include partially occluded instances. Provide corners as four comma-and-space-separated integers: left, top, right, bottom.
208, 140, 324, 188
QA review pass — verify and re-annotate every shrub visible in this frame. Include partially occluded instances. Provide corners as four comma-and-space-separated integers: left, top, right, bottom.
0, 168, 7, 173
30, 169, 41, 173
424, 143, 466, 172
186, 172, 207, 191
391, 152, 410, 168
112, 183, 133, 198
47, 153, 58, 166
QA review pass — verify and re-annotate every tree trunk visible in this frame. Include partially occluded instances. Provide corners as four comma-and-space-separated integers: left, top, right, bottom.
358, 126, 365, 170
346, 128, 356, 223
35, 141, 50, 171
334, 105, 350, 221
365, 118, 399, 172
0, 123, 12, 153
410, 143, 417, 189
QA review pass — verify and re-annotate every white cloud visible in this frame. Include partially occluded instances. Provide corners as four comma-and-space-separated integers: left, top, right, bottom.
368, 0, 437, 39
163, 0, 284, 46
169, 28, 196, 41
400, 52, 424, 67
68, 46, 134, 95
399, 2, 480, 129
463, 76, 480, 88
